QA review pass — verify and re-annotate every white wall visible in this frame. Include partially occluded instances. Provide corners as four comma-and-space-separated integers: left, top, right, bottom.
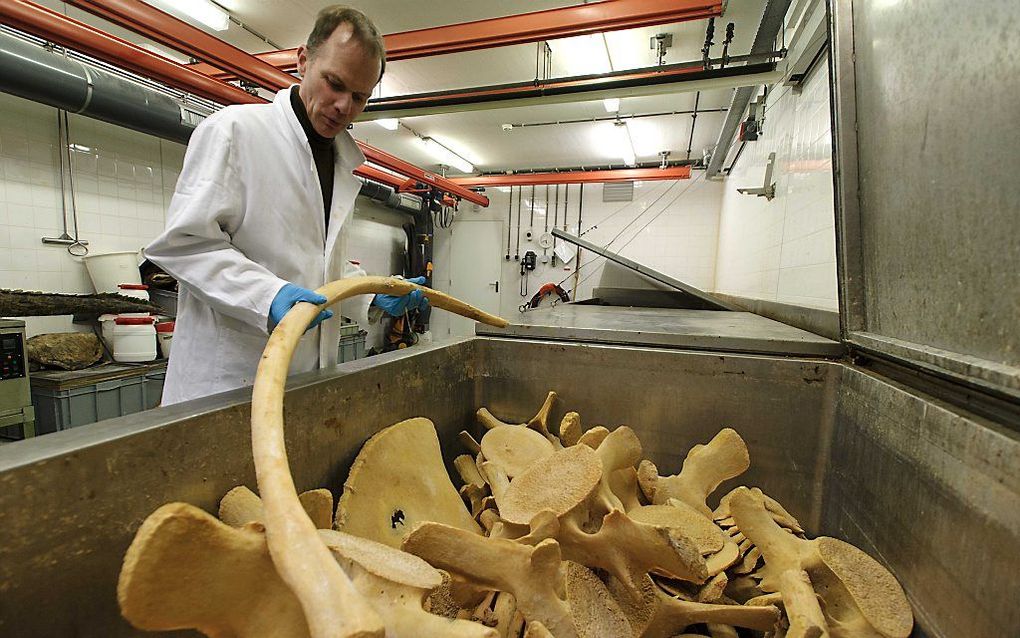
431, 176, 724, 338
713, 58, 837, 310
0, 92, 184, 336
0, 91, 420, 351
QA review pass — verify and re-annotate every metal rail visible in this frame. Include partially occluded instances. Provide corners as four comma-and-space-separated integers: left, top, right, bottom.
551, 228, 739, 310
453, 166, 692, 187
187, 0, 725, 80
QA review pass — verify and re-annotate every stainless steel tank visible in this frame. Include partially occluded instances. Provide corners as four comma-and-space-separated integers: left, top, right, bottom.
0, 337, 1015, 636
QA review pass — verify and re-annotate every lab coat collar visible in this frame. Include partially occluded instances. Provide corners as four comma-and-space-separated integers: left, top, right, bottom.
274, 85, 366, 170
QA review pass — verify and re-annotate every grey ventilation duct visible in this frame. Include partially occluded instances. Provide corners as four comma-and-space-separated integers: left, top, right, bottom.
0, 30, 200, 144
705, 0, 793, 179
358, 181, 421, 215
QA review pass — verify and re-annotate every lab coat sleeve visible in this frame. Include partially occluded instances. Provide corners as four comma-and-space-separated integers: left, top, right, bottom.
144, 116, 287, 335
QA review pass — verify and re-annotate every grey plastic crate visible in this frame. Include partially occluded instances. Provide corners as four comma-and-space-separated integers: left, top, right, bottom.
143, 370, 165, 410
338, 332, 366, 363
32, 375, 145, 435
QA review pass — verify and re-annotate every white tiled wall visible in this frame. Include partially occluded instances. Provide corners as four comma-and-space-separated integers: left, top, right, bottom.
713, 58, 838, 310
432, 177, 724, 337
0, 92, 185, 336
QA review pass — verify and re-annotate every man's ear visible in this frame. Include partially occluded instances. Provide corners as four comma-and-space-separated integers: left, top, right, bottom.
295, 45, 309, 78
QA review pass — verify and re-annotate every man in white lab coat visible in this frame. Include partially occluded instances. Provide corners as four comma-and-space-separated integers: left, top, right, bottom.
145, 6, 424, 405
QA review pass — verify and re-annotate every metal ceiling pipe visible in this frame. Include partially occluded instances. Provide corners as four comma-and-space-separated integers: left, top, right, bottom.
705, 0, 793, 179
360, 59, 781, 121
189, 0, 725, 80
357, 181, 420, 215
0, 30, 197, 144
452, 165, 692, 187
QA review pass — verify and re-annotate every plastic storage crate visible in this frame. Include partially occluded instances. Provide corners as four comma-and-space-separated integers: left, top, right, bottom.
338, 332, 366, 363
143, 370, 166, 410
32, 376, 145, 435
30, 361, 167, 435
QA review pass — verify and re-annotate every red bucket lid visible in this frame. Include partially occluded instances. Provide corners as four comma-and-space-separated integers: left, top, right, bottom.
115, 316, 155, 325
118, 283, 149, 290
155, 321, 175, 333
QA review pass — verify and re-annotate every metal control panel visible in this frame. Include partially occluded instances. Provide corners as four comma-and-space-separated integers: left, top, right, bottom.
0, 319, 34, 440
1, 331, 26, 381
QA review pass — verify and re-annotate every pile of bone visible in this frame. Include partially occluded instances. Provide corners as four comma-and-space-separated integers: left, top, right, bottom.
117, 391, 913, 638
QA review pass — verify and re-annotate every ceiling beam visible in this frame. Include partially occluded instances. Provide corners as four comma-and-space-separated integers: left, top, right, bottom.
359, 60, 781, 121
0, 0, 261, 105
63, 0, 296, 91
451, 166, 692, 187
187, 0, 724, 80
13, 0, 486, 205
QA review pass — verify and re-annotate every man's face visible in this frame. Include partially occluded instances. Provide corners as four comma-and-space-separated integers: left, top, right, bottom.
296, 24, 381, 138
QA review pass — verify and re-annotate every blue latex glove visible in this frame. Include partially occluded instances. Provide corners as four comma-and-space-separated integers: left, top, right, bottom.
371, 276, 430, 317
268, 283, 333, 332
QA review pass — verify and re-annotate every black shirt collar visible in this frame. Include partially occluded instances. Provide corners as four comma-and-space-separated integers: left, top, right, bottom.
290, 85, 334, 149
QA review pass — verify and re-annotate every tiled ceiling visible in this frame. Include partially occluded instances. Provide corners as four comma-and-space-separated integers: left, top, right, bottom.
33, 0, 775, 175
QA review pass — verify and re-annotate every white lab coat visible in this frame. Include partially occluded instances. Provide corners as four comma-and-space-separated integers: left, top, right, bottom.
145, 86, 371, 405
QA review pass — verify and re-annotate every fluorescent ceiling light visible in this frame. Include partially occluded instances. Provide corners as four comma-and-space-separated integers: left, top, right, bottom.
140, 42, 191, 64
375, 118, 400, 131
548, 34, 611, 76
146, 0, 229, 31
419, 137, 474, 173
613, 122, 636, 167
603, 98, 620, 113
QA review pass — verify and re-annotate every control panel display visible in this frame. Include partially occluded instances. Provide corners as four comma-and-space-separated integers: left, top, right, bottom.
0, 333, 26, 381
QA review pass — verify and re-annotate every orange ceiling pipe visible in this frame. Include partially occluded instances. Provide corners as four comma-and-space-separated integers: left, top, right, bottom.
0, 0, 262, 105
452, 166, 692, 187
63, 0, 296, 91
188, 0, 724, 80
16, 0, 486, 205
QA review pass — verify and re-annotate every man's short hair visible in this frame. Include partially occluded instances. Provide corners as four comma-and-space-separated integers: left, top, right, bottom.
305, 5, 386, 78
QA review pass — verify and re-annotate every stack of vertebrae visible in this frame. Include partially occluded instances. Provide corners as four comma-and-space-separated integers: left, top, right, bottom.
116, 282, 912, 638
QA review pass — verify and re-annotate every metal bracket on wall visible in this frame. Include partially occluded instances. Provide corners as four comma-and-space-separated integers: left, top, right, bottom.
737, 151, 777, 200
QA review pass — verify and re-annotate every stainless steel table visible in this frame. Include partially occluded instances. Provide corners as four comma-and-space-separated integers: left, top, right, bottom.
477, 305, 844, 357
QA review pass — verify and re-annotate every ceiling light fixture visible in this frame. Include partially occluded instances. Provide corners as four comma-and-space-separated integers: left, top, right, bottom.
419, 137, 474, 174
613, 121, 637, 167
603, 98, 620, 113
146, 0, 229, 32
375, 118, 400, 131
140, 42, 191, 64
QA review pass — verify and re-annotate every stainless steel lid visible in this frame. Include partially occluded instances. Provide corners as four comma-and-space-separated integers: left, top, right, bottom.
830, 0, 1020, 401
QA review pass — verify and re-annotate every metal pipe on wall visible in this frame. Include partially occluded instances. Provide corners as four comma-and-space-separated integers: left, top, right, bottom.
705, 0, 792, 178
0, 30, 198, 144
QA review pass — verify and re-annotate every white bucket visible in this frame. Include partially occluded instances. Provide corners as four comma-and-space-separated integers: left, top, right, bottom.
155, 321, 174, 359
98, 314, 118, 349
117, 283, 150, 317
82, 251, 141, 293
113, 316, 157, 363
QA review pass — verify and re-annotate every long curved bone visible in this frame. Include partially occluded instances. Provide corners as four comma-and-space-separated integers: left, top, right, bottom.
251, 276, 506, 638
728, 488, 912, 638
